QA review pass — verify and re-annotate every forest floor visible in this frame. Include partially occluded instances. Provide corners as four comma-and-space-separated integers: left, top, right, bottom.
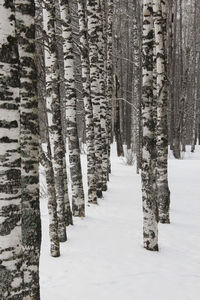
40, 145, 200, 300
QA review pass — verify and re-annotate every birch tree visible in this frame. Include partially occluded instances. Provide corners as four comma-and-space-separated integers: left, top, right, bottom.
36, 2, 61, 257
152, 0, 170, 224
98, 0, 109, 191
113, 74, 124, 157
191, 0, 199, 153
77, 0, 97, 204
0, 2, 23, 297
15, 0, 41, 297
59, 0, 85, 216
0, 0, 41, 297
87, 0, 104, 198
141, 0, 158, 251
41, 142, 60, 257
132, 0, 142, 174
106, 0, 114, 177
43, 1, 67, 241
113, 4, 124, 157
53, 3, 73, 225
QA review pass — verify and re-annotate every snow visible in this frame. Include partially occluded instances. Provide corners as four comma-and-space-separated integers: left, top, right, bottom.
40, 145, 200, 300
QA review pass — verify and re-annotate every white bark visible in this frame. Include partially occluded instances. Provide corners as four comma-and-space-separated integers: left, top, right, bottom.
0, 1, 23, 298
77, 0, 98, 203
59, 0, 85, 216
153, 0, 170, 223
15, 0, 41, 298
141, 0, 158, 251
87, 0, 104, 198
43, 2, 66, 255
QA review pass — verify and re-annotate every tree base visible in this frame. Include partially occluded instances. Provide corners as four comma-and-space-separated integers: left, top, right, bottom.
159, 217, 170, 224
59, 230, 67, 243
102, 185, 107, 192
144, 244, 159, 251
65, 209, 73, 226
88, 199, 98, 205
97, 190, 103, 198
73, 209, 85, 218
50, 249, 60, 257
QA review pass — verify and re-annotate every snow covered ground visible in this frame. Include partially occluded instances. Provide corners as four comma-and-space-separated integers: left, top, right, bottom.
40, 145, 200, 300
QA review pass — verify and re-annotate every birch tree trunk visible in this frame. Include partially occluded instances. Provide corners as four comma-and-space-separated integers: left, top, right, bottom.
113, 19, 124, 157
141, 0, 158, 251
153, 0, 170, 224
0, 2, 23, 297
98, 0, 109, 191
41, 141, 60, 257
132, 0, 142, 173
62, 157, 73, 224
54, 1, 73, 225
59, 0, 85, 216
180, 48, 190, 152
87, 0, 104, 198
172, 0, 181, 159
52, 1, 73, 226
43, 2, 67, 241
14, 0, 41, 298
113, 74, 124, 157
106, 0, 114, 177
36, 4, 61, 257
77, 0, 97, 204
191, 1, 198, 153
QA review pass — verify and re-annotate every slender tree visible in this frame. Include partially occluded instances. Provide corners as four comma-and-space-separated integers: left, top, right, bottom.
59, 0, 85, 216
113, 74, 124, 156
43, 0, 67, 241
98, 0, 109, 191
87, 0, 104, 198
106, 0, 114, 176
113, 8, 124, 157
62, 157, 73, 224
54, 1, 73, 225
36, 2, 61, 257
141, 0, 158, 251
77, 0, 98, 203
152, 0, 170, 223
40, 142, 60, 257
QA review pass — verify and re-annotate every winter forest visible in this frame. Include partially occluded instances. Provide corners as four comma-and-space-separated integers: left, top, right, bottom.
0, 0, 200, 299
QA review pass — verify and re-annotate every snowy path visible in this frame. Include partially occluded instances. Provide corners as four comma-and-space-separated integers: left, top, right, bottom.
40, 147, 200, 300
